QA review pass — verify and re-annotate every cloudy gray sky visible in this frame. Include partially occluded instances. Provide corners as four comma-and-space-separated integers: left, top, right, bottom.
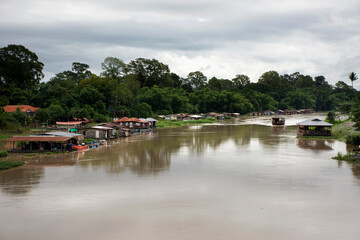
1, 0, 359, 87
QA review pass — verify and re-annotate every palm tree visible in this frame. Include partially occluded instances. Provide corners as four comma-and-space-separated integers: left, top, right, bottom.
349, 72, 358, 88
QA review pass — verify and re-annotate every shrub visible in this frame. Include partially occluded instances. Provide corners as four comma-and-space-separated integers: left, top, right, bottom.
346, 134, 360, 145
0, 150, 8, 157
326, 110, 336, 123
0, 161, 25, 170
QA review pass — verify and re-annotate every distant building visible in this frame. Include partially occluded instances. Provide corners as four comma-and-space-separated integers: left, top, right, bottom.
3, 105, 39, 117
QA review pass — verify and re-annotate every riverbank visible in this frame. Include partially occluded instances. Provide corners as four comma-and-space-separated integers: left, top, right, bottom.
156, 119, 216, 128
0, 160, 25, 170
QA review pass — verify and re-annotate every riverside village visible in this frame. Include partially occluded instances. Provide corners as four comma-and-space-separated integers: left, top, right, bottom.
2, 105, 326, 153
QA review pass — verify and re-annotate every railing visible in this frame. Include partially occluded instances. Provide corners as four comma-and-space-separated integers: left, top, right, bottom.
298, 129, 332, 136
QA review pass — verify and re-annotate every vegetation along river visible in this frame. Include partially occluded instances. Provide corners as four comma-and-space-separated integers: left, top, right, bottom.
1, 114, 360, 240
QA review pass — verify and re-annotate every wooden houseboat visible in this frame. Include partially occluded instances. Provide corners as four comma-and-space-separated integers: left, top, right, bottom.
272, 117, 285, 125
296, 118, 333, 136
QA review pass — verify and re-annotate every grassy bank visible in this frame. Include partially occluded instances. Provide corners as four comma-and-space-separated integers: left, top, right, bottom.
332, 152, 360, 163
0, 161, 25, 170
157, 119, 216, 128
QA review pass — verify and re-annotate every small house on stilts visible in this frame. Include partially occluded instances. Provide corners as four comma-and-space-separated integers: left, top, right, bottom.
296, 118, 333, 136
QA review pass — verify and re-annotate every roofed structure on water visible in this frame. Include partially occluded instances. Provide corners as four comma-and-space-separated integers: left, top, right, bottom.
296, 118, 333, 136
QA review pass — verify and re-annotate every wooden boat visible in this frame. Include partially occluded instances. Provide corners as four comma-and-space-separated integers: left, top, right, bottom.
272, 117, 285, 126
73, 145, 88, 150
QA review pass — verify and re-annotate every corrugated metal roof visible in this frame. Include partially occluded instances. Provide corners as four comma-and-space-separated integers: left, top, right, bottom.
91, 126, 113, 130
296, 118, 333, 126
6, 136, 71, 142
44, 132, 82, 137
139, 118, 158, 122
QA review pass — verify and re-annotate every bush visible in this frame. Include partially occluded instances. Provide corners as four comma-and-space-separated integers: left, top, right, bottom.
0, 161, 25, 170
326, 110, 336, 123
346, 134, 360, 145
0, 150, 8, 157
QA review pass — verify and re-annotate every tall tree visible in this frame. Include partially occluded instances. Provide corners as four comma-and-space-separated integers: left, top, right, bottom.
72, 62, 92, 83
232, 74, 250, 88
127, 58, 173, 88
0, 44, 44, 89
186, 71, 207, 90
349, 72, 358, 88
101, 57, 126, 79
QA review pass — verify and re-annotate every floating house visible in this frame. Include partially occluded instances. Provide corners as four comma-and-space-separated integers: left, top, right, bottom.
115, 117, 150, 129
275, 110, 285, 115
296, 118, 333, 136
6, 133, 81, 152
186, 115, 202, 120
165, 114, 177, 120
205, 112, 218, 119
249, 112, 260, 116
139, 118, 158, 128
262, 110, 275, 116
79, 126, 115, 139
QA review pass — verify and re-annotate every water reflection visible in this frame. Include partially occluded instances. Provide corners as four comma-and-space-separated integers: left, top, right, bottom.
297, 138, 334, 151
75, 125, 298, 175
0, 152, 82, 196
0, 166, 44, 195
77, 134, 178, 176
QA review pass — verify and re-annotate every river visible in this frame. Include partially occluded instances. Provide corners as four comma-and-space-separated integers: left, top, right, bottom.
1, 114, 360, 240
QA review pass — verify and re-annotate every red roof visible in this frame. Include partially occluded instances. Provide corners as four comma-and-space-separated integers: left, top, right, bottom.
56, 121, 83, 125
116, 117, 141, 123
3, 105, 39, 113
7, 136, 71, 142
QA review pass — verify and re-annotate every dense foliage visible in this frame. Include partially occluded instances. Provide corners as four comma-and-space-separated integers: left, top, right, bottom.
0, 44, 359, 131
0, 160, 25, 170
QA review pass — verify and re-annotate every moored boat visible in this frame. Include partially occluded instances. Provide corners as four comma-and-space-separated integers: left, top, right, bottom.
73, 145, 88, 150
272, 117, 285, 125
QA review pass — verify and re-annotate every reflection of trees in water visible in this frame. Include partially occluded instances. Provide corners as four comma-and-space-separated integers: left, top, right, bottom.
78, 135, 179, 176
77, 125, 295, 175
0, 166, 44, 195
297, 138, 334, 150
337, 160, 360, 184
0, 152, 82, 196
351, 163, 360, 182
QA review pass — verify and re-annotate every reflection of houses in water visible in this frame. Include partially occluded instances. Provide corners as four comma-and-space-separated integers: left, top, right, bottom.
297, 138, 334, 150
272, 125, 285, 134
0, 166, 44, 195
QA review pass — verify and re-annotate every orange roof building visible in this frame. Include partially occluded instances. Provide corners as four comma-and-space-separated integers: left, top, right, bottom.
3, 105, 39, 113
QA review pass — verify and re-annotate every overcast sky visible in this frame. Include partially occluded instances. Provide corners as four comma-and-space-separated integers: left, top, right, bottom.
1, 0, 359, 87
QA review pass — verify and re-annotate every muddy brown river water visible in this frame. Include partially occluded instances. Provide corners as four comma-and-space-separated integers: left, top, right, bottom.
1, 115, 360, 240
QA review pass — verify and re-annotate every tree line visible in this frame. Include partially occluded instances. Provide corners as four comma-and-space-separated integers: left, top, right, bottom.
0, 44, 358, 131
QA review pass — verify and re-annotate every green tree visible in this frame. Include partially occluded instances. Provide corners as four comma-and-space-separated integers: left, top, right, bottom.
72, 62, 92, 83
349, 72, 358, 88
101, 57, 126, 79
232, 74, 250, 88
186, 71, 207, 90
127, 58, 173, 88
46, 104, 65, 122
0, 44, 44, 89
80, 85, 105, 105
282, 90, 316, 109
34, 108, 50, 123
12, 108, 30, 125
